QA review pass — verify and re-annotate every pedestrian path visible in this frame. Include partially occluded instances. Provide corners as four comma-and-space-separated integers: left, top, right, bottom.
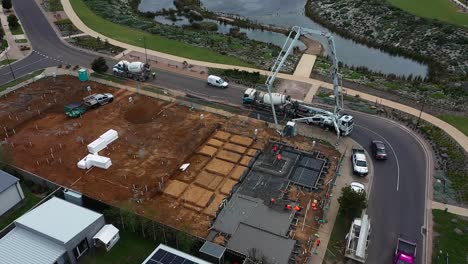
293, 54, 316, 78
0, 8, 25, 60
431, 201, 468, 217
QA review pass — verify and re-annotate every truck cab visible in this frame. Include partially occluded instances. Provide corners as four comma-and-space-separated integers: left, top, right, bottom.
394, 238, 417, 264
352, 148, 369, 176
243, 88, 257, 104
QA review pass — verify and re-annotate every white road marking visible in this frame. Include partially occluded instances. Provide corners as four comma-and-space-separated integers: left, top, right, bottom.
356, 124, 401, 191
0, 57, 48, 76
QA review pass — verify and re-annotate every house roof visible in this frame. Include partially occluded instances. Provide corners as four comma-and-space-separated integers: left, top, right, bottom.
15, 197, 102, 244
0, 170, 19, 193
0, 227, 66, 264
93, 224, 119, 244
199, 241, 226, 258
227, 223, 295, 264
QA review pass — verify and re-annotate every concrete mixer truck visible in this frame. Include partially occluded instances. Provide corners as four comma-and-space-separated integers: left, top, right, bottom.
242, 88, 297, 114
112, 60, 151, 81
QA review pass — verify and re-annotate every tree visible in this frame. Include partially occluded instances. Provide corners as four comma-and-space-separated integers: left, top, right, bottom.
91, 57, 108, 73
2, 0, 12, 10
338, 186, 367, 220
7, 14, 18, 29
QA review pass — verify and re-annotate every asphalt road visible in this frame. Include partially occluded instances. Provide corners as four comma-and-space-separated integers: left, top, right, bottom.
1, 0, 429, 262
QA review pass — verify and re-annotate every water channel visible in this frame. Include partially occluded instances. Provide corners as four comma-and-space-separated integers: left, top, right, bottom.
139, 0, 429, 78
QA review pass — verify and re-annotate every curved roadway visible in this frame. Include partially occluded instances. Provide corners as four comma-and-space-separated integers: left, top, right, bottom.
1, 0, 430, 263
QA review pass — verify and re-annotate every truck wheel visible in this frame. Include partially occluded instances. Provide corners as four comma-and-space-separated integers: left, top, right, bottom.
109, 98, 113, 103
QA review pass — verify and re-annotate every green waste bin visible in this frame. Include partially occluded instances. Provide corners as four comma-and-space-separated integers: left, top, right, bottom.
78, 69, 89, 82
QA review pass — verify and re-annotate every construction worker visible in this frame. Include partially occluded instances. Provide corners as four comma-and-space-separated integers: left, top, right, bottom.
270, 198, 276, 205
152, 72, 156, 79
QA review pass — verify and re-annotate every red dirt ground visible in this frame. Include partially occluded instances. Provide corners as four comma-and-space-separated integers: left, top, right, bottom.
0, 76, 340, 241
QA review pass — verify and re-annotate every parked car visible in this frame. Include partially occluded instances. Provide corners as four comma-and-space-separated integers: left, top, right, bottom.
350, 182, 366, 194
207, 75, 229, 88
371, 140, 387, 160
352, 148, 369, 176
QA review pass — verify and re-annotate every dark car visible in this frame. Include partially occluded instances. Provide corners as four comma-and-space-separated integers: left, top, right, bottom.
371, 140, 387, 160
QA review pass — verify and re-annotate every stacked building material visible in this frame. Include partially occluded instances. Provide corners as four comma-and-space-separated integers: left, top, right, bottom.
77, 129, 118, 170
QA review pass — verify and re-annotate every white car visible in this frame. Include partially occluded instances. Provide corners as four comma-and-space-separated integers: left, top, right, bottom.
350, 182, 366, 193
352, 148, 369, 176
207, 75, 229, 88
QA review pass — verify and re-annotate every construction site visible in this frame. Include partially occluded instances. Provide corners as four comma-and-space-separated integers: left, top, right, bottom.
0, 75, 341, 263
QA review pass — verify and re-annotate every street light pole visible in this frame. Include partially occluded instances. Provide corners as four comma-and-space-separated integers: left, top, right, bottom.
3, 49, 16, 80
416, 99, 425, 128
142, 36, 148, 64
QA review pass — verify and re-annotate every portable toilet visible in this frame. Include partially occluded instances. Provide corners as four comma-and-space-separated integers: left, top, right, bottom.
78, 68, 89, 81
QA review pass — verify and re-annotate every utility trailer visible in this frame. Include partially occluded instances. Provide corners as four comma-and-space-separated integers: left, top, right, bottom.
394, 238, 417, 264
344, 213, 371, 263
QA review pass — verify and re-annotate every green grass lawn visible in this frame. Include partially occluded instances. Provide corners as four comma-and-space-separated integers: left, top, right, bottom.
0, 39, 8, 50
324, 213, 349, 262
71, 0, 253, 67
0, 59, 16, 66
82, 230, 157, 264
48, 0, 64, 11
438, 114, 468, 136
432, 209, 468, 264
0, 184, 42, 231
91, 72, 126, 84
389, 0, 468, 27
0, 69, 44, 93
10, 25, 24, 35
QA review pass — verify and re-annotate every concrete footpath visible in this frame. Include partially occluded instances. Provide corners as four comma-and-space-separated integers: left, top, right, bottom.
431, 201, 468, 217
60, 0, 468, 153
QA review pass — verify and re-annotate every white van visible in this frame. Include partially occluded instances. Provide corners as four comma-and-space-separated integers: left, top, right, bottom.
207, 75, 228, 88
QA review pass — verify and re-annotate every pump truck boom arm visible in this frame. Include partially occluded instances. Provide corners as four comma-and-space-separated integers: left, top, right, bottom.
262, 26, 349, 138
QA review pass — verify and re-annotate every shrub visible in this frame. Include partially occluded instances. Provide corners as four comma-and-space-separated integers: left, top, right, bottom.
338, 186, 367, 220
7, 14, 19, 29
2, 0, 12, 10
91, 57, 109, 73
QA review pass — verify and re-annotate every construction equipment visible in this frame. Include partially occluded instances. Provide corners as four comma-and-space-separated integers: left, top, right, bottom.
112, 60, 151, 81
344, 212, 371, 263
247, 26, 354, 138
64, 93, 114, 118
243, 88, 296, 113
394, 238, 417, 264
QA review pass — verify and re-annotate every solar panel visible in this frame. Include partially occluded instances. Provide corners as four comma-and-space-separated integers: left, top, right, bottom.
146, 249, 202, 264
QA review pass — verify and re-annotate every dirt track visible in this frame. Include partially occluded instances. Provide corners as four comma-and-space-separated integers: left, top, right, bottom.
0, 76, 340, 237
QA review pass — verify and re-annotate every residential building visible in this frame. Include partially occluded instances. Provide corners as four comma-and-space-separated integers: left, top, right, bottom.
0, 170, 24, 217
0, 197, 106, 264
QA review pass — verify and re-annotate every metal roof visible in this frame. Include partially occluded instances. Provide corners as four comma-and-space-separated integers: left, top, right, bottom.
0, 227, 65, 264
227, 223, 295, 264
15, 197, 102, 244
0, 170, 19, 193
142, 244, 210, 264
199, 241, 225, 258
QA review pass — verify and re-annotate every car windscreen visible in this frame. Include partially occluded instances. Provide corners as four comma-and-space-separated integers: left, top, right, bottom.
356, 160, 367, 167
376, 149, 386, 154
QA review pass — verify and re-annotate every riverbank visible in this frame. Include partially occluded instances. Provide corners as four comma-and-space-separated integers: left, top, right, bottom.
71, 0, 304, 71
305, 0, 468, 81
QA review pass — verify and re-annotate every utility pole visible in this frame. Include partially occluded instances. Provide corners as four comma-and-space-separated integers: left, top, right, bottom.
3, 48, 16, 80
142, 36, 148, 64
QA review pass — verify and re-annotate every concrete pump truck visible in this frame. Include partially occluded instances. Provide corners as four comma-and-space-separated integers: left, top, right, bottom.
242, 26, 354, 138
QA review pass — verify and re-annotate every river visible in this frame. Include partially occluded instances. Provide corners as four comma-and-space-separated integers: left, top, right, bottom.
139, 0, 428, 78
